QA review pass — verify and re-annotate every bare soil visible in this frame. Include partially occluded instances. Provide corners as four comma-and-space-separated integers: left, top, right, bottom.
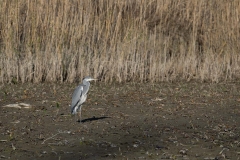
0, 82, 240, 160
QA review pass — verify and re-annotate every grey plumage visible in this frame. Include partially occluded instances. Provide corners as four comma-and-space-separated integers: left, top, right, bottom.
70, 76, 97, 122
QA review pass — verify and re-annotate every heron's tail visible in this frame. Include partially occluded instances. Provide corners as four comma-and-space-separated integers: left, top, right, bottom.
71, 108, 76, 115
71, 105, 81, 115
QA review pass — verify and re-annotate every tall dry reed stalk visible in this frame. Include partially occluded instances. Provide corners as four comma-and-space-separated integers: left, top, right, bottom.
0, 0, 240, 83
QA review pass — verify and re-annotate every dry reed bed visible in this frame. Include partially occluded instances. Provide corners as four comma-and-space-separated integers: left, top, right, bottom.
0, 0, 240, 83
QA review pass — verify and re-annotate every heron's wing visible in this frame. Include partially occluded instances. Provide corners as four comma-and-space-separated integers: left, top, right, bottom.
70, 85, 84, 110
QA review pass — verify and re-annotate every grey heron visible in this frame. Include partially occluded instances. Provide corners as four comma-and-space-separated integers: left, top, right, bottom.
70, 76, 97, 122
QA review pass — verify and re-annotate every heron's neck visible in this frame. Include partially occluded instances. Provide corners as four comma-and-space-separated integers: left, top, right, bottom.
83, 80, 90, 86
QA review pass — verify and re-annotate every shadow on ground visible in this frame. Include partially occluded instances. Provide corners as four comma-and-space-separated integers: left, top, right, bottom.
80, 116, 111, 123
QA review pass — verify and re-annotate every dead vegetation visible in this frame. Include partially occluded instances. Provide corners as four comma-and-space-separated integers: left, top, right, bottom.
0, 0, 240, 83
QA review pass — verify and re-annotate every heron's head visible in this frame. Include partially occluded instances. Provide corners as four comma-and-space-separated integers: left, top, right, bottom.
83, 76, 98, 82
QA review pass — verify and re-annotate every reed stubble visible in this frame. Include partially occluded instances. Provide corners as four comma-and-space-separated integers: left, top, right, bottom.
0, 0, 239, 83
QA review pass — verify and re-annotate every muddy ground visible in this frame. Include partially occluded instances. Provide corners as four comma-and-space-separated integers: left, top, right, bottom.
0, 82, 240, 160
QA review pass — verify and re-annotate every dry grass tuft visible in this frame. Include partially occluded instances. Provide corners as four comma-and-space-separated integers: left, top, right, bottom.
0, 0, 240, 83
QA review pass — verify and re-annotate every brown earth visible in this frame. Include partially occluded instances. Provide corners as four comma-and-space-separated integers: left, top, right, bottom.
0, 82, 240, 160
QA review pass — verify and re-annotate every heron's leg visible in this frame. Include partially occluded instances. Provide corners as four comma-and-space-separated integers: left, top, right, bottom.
75, 113, 78, 122
78, 106, 82, 122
